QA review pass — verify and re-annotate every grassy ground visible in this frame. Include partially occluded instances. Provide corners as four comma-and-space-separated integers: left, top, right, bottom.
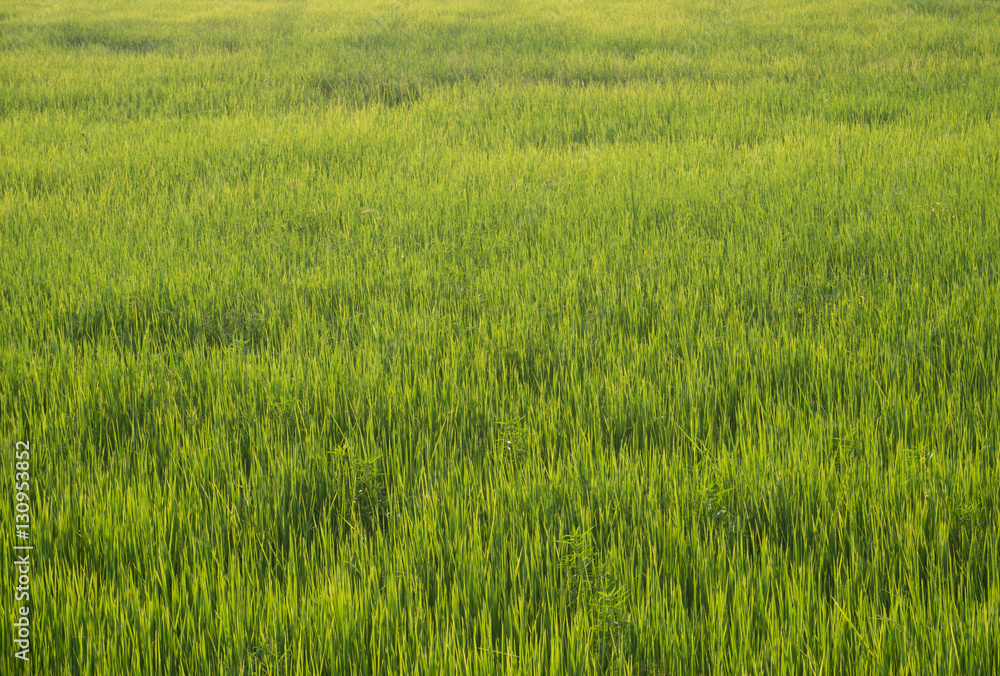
1, 0, 999, 673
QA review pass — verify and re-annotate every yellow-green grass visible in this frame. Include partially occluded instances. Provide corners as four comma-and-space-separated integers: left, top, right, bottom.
1, 0, 998, 673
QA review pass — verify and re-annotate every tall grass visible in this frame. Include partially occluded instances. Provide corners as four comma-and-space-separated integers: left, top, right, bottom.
2, 0, 999, 673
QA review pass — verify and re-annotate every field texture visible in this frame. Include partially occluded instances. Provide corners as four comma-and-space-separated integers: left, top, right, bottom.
2, 0, 999, 673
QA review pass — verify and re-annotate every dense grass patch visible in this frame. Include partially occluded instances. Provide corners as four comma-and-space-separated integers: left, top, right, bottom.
2, 0, 999, 673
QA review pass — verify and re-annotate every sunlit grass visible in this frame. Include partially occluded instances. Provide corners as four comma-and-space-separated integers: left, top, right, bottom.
1, 0, 999, 673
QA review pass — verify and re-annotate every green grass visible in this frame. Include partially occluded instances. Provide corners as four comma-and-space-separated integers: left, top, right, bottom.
1, 0, 999, 673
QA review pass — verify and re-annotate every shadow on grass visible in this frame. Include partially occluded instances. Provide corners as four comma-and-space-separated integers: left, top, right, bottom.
47, 20, 168, 54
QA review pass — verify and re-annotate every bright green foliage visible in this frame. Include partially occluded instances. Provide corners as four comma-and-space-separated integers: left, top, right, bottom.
1, 0, 999, 673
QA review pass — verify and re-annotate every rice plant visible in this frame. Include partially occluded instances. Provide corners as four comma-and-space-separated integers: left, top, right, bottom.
1, 0, 998, 673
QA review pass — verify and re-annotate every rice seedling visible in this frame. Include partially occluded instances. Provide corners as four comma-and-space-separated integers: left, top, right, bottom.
1, 0, 998, 673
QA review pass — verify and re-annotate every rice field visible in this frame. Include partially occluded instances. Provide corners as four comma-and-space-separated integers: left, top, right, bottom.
1, 0, 999, 673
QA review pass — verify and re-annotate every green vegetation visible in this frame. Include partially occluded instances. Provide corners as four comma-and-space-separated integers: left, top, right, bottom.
2, 0, 998, 672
